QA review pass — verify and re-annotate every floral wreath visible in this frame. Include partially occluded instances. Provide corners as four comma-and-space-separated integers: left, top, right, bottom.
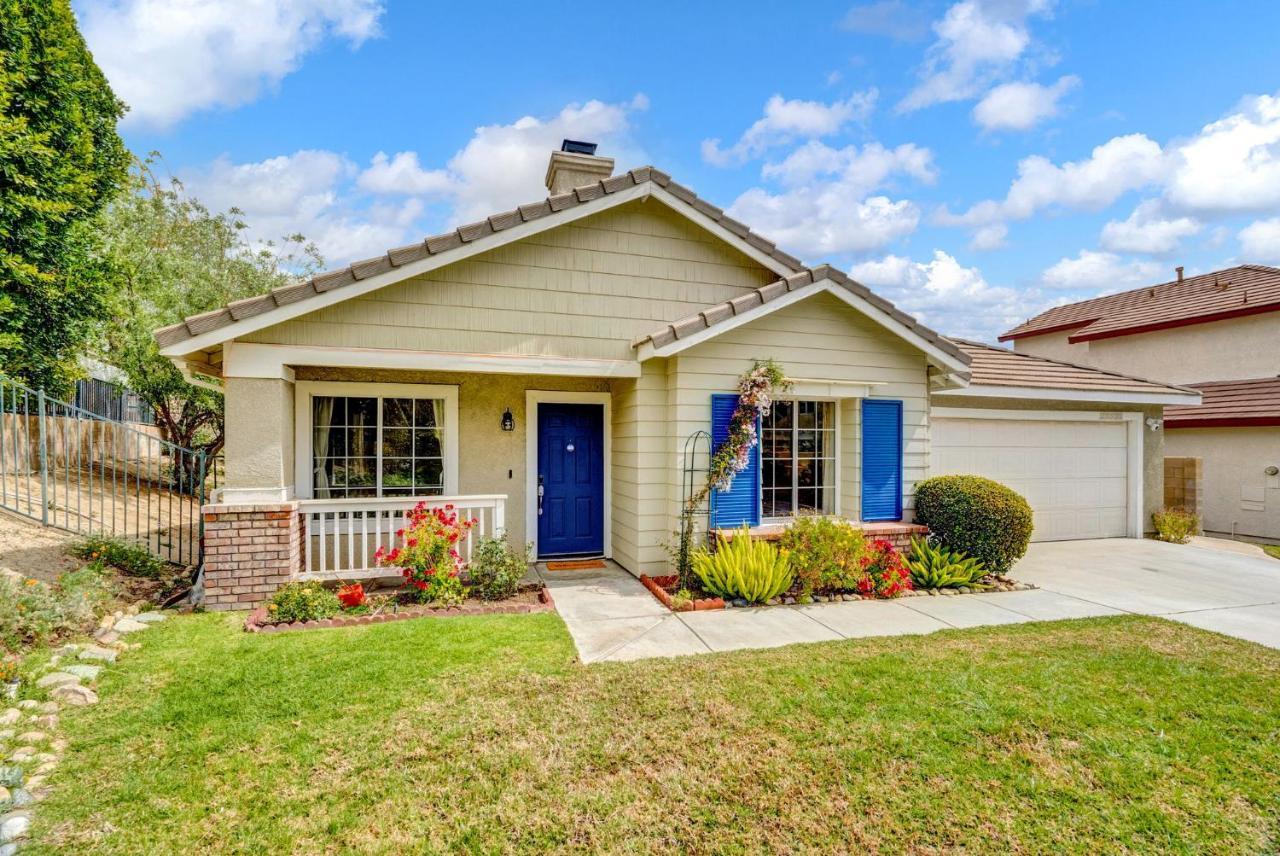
704, 359, 790, 500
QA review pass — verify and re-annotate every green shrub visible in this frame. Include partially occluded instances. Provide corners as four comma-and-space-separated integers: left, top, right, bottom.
905, 537, 988, 589
266, 583, 342, 623
914, 475, 1033, 574
692, 526, 793, 603
778, 515, 868, 594
1152, 508, 1198, 544
467, 537, 531, 601
73, 535, 166, 578
0, 565, 115, 652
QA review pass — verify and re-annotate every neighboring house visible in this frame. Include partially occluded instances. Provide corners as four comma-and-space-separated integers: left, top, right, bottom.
155, 143, 1198, 610
1001, 265, 1280, 540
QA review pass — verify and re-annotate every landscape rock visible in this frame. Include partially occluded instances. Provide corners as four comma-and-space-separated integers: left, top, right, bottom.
113, 617, 150, 634
8, 790, 30, 809
50, 684, 97, 706
5, 751, 32, 764
78, 645, 117, 663
0, 732, 12, 743
93, 629, 120, 646
0, 713, 16, 729
13, 735, 42, 747
13, 703, 34, 712
53, 644, 80, 657
62, 664, 101, 682
135, 612, 167, 623
0, 811, 30, 843
0, 769, 19, 788
36, 703, 57, 716
0, 786, 7, 804
35, 672, 80, 690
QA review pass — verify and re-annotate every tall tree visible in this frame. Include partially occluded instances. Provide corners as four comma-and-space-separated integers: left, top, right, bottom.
0, 0, 130, 394
99, 161, 321, 479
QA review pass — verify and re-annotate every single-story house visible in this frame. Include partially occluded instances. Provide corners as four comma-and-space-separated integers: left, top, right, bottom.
1001, 264, 1280, 540
156, 143, 1200, 610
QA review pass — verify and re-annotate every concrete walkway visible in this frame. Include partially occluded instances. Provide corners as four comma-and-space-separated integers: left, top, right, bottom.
543, 538, 1280, 663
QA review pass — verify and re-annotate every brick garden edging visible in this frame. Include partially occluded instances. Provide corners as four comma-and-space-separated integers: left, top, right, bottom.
639, 575, 725, 611
243, 587, 556, 634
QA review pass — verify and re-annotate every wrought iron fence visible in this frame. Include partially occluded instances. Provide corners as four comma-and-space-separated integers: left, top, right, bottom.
0, 375, 207, 567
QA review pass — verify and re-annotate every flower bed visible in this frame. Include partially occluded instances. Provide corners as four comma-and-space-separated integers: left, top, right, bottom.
646, 519, 1034, 613
245, 585, 555, 634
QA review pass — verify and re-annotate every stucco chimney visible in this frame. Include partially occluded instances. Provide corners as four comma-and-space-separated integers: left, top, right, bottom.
545, 140, 614, 195
1176, 266, 1184, 282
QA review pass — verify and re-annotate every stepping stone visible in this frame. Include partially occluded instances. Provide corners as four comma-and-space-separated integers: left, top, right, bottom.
62, 664, 101, 682
0, 786, 7, 804
50, 684, 97, 706
93, 629, 120, 645
0, 713, 15, 728
7, 790, 30, 809
78, 645, 117, 663
134, 612, 167, 623
113, 617, 150, 633
36, 703, 57, 715
13, 734, 43, 746
13, 702, 34, 712
0, 768, 19, 788
35, 672, 80, 690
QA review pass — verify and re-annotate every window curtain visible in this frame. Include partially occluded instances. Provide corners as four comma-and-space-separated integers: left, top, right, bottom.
312, 396, 335, 498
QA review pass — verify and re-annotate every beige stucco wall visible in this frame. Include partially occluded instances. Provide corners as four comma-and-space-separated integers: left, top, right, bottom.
669, 290, 933, 524
929, 394, 1165, 534
1013, 312, 1280, 385
241, 200, 777, 361
223, 377, 294, 495
1165, 427, 1280, 540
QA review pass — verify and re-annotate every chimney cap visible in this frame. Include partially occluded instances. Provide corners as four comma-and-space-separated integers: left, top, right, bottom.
561, 139, 598, 155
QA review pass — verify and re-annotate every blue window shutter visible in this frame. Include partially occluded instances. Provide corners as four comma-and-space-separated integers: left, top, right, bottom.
710, 393, 760, 528
861, 399, 903, 522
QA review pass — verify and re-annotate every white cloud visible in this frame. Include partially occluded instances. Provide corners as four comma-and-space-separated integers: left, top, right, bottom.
938, 133, 1168, 235
724, 141, 936, 258
701, 91, 878, 166
840, 0, 932, 41
79, 0, 383, 130
898, 0, 1052, 112
356, 152, 456, 197
970, 222, 1008, 250
184, 150, 420, 264
1040, 250, 1162, 291
972, 74, 1079, 131
1239, 218, 1280, 262
1099, 200, 1201, 255
850, 250, 1027, 341
1164, 92, 1280, 215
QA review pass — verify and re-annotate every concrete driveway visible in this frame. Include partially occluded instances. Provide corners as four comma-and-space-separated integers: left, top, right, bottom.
1013, 538, 1280, 649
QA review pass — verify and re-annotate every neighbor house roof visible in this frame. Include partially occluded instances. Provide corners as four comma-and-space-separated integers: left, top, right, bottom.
154, 166, 806, 352
631, 264, 970, 369
1164, 376, 1280, 428
999, 264, 1280, 343
950, 339, 1200, 402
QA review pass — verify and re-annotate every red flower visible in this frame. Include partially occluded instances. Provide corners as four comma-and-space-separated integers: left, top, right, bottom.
337, 582, 367, 608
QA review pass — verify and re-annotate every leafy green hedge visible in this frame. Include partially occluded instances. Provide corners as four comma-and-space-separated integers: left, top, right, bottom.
913, 476, 1033, 574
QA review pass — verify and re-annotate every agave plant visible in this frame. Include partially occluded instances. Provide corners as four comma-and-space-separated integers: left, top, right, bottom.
691, 526, 794, 603
905, 536, 989, 590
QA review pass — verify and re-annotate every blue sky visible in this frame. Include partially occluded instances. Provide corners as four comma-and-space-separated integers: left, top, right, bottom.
76, 0, 1280, 341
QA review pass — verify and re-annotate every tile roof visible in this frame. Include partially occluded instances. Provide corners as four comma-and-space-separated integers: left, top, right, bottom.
154, 167, 807, 351
631, 265, 970, 367
999, 264, 1280, 343
1165, 376, 1280, 428
953, 339, 1199, 396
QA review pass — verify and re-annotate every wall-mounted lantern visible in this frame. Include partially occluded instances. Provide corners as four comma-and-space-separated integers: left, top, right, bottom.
501, 408, 515, 432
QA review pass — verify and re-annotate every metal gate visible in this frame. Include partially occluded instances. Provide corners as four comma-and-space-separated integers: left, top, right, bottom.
0, 376, 207, 567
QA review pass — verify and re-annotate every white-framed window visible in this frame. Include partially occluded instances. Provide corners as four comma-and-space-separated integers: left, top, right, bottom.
294, 382, 459, 499
761, 399, 837, 518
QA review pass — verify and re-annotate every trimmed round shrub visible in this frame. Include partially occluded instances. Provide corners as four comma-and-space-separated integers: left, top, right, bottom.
913, 475, 1033, 574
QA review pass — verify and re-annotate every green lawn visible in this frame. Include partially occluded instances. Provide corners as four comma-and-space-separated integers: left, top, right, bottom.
27, 612, 1280, 855
1264, 544, 1280, 561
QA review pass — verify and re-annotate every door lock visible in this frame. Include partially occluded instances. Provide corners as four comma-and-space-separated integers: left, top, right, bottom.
537, 475, 545, 516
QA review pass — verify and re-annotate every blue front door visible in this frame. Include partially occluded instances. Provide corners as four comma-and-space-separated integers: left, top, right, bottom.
537, 403, 604, 557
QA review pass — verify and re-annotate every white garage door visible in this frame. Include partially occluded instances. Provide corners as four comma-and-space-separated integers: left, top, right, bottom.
932, 415, 1131, 541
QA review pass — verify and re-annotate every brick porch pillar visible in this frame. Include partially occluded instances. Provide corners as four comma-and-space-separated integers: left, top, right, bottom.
201, 501, 304, 611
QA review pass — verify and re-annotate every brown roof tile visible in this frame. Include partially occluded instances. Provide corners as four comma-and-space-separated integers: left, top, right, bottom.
954, 339, 1198, 395
1001, 265, 1280, 342
1165, 376, 1280, 427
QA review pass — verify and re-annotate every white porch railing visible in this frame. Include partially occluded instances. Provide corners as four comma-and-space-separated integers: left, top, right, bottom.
298, 494, 506, 580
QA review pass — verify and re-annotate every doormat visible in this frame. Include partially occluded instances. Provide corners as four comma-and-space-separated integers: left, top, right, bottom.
545, 559, 607, 571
